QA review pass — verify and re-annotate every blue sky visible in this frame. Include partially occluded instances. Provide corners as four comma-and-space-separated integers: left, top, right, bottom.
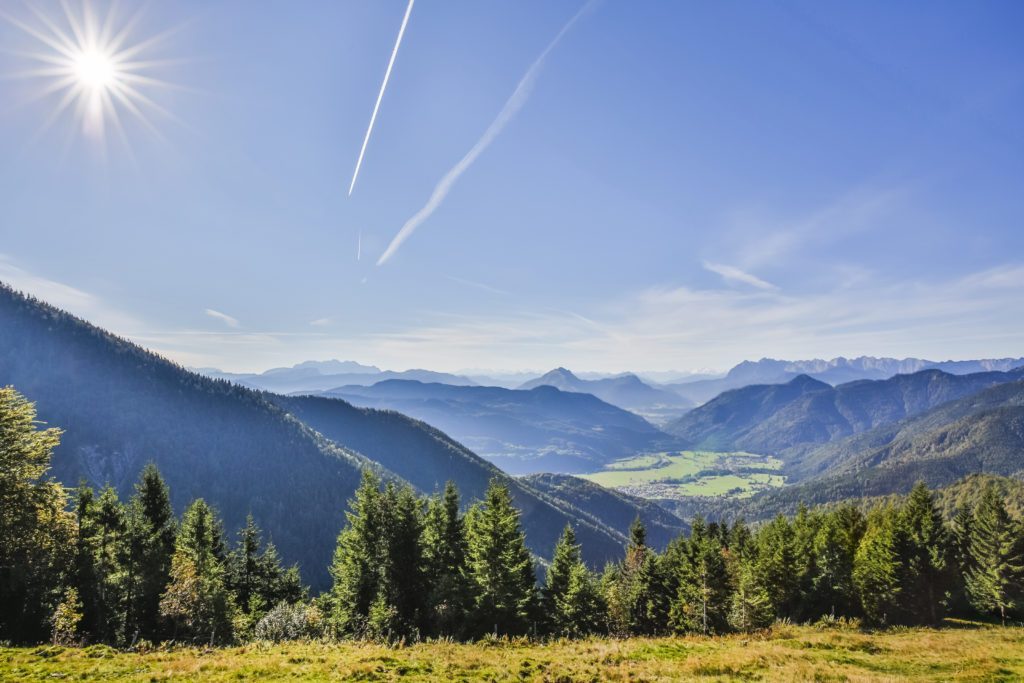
1, 0, 1022, 373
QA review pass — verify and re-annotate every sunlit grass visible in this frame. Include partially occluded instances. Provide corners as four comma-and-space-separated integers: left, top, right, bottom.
3, 622, 1022, 681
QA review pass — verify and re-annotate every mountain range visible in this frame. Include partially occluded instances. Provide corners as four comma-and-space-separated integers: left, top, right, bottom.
318, 380, 672, 474
198, 362, 477, 394
0, 283, 665, 587
665, 356, 1024, 404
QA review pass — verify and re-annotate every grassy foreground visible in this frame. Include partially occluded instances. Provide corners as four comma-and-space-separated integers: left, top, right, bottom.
3, 623, 1023, 682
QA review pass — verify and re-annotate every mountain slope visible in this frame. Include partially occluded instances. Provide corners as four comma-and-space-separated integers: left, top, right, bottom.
666, 368, 1024, 454
268, 394, 629, 566
519, 368, 694, 424
0, 283, 379, 589
522, 473, 689, 550
320, 380, 672, 474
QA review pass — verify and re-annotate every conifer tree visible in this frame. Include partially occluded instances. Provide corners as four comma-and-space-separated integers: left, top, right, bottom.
227, 514, 305, 634
753, 514, 800, 618
728, 558, 773, 632
160, 499, 235, 644
465, 479, 537, 637
899, 482, 951, 624
965, 485, 1024, 624
853, 506, 904, 625
328, 470, 384, 637
543, 524, 605, 636
810, 505, 864, 619
671, 523, 731, 634
422, 481, 473, 637
372, 483, 426, 641
0, 386, 75, 643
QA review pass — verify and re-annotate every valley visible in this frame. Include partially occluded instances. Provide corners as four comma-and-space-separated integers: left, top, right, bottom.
579, 450, 786, 499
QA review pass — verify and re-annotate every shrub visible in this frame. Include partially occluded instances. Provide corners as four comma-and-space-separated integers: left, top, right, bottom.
254, 602, 323, 642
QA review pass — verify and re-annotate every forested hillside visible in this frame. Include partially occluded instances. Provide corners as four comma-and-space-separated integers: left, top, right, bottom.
268, 394, 630, 565
0, 283, 376, 588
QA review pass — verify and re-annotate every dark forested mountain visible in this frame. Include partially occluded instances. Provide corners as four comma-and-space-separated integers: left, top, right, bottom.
665, 368, 1024, 454
198, 362, 476, 394
319, 380, 672, 474
267, 394, 629, 566
517, 367, 694, 424
665, 356, 1024, 405
0, 283, 377, 589
0, 283, 632, 587
522, 473, 688, 550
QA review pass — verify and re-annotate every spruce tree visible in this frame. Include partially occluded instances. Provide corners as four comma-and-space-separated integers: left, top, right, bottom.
543, 524, 605, 636
728, 558, 773, 633
853, 506, 904, 625
465, 479, 537, 637
753, 514, 799, 619
0, 386, 75, 643
671, 524, 731, 634
123, 464, 176, 642
328, 470, 384, 637
965, 485, 1024, 624
160, 499, 235, 644
810, 505, 863, 619
226, 514, 305, 636
422, 482, 473, 637
899, 482, 951, 624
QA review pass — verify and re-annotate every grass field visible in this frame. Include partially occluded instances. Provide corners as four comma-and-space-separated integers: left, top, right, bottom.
581, 451, 785, 500
3, 623, 1022, 681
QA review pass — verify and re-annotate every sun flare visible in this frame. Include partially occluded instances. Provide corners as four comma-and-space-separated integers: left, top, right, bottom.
2, 0, 178, 144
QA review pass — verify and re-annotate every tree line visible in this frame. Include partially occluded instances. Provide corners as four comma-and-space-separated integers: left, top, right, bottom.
2, 385, 1023, 646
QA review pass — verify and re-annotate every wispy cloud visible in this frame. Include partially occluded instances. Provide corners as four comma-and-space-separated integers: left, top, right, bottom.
702, 261, 777, 290
444, 274, 509, 296
204, 308, 239, 328
309, 317, 333, 327
348, 0, 415, 196
377, 1, 595, 265
0, 255, 141, 332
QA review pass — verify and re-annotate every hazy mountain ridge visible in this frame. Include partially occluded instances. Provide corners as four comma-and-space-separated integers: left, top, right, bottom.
198, 363, 477, 394
518, 367, 694, 424
664, 355, 1024, 404
318, 380, 672, 474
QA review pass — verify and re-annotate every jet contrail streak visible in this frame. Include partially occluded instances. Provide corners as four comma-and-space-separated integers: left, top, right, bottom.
377, 1, 594, 266
348, 0, 415, 197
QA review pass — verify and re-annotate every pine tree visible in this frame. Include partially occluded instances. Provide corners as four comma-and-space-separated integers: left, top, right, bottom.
728, 558, 773, 633
671, 524, 731, 634
465, 479, 537, 637
226, 514, 306, 637
810, 505, 864, 619
543, 524, 605, 636
328, 470, 384, 637
374, 483, 427, 641
160, 499, 235, 644
853, 506, 904, 625
128, 464, 176, 641
899, 482, 951, 624
0, 386, 75, 643
948, 505, 975, 615
965, 485, 1024, 624
753, 514, 800, 619
422, 482, 473, 638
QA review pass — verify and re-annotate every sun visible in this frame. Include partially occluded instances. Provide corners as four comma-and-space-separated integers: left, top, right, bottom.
2, 0, 179, 144
73, 49, 117, 90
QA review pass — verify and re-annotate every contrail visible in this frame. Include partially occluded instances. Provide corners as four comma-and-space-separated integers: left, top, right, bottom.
348, 0, 415, 196
377, 1, 594, 266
